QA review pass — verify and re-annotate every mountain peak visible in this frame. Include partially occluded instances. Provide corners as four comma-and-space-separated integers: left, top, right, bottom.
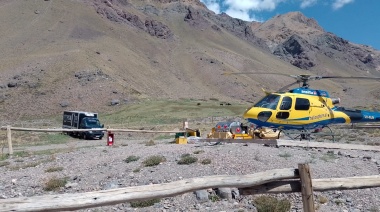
150, 0, 207, 9
275, 11, 324, 31
251, 11, 325, 50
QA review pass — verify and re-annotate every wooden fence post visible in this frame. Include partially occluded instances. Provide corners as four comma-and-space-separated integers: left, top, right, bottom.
298, 163, 315, 212
7, 125, 13, 155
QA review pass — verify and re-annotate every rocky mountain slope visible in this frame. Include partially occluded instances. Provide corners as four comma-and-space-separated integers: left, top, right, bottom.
252, 12, 380, 71
0, 0, 379, 121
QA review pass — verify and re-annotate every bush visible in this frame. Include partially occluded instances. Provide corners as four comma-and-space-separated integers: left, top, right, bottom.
143, 155, 166, 167
130, 199, 161, 208
177, 155, 198, 165
253, 196, 291, 212
44, 177, 67, 191
201, 158, 211, 165
124, 155, 140, 163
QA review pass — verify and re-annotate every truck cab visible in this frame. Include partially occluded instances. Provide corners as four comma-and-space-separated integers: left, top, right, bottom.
79, 117, 104, 140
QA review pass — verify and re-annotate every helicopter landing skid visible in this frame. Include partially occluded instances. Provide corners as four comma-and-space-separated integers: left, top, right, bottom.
280, 126, 335, 142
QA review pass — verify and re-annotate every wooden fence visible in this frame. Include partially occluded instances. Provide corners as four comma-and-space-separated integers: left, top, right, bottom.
2, 126, 380, 156
0, 125, 189, 155
0, 164, 379, 212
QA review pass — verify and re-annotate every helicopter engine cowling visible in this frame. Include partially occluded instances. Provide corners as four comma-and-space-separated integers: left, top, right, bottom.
331, 97, 340, 105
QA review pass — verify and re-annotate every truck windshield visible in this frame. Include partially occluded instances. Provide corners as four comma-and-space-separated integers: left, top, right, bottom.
84, 119, 102, 128
254, 94, 280, 110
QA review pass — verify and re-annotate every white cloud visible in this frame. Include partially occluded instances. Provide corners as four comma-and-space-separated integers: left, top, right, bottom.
201, 0, 221, 14
224, 0, 283, 11
332, 0, 354, 10
300, 0, 318, 8
225, 8, 256, 21
201, 0, 279, 22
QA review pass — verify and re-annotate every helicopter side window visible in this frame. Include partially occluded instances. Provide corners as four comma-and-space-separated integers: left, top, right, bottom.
276, 112, 289, 119
295, 98, 310, 110
280, 96, 292, 110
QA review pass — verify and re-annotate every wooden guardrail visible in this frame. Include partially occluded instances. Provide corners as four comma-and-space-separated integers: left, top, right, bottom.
0, 125, 190, 155
0, 164, 379, 212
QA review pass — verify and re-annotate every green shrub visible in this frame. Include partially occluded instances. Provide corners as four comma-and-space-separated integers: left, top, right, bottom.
44, 177, 67, 191
177, 155, 198, 165
253, 196, 291, 212
124, 155, 140, 163
45, 167, 64, 173
143, 155, 166, 167
209, 194, 220, 202
133, 168, 141, 173
130, 199, 160, 208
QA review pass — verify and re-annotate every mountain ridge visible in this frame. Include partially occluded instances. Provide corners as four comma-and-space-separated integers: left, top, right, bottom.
0, 0, 379, 121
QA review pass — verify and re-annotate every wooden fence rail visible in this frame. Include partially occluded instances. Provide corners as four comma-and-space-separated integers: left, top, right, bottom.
0, 126, 190, 155
0, 166, 379, 212
0, 126, 188, 133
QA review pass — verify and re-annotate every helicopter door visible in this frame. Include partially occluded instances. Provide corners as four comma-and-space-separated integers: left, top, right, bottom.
293, 98, 311, 124
276, 96, 292, 119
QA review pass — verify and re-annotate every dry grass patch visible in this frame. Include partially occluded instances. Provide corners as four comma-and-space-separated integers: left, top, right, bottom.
320, 151, 338, 162
143, 155, 166, 167
278, 152, 292, 159
193, 150, 205, 154
130, 199, 161, 208
253, 196, 291, 212
200, 158, 211, 165
124, 155, 140, 163
177, 154, 198, 165
44, 177, 68, 191
318, 195, 329, 204
45, 166, 64, 173
145, 140, 156, 146
9, 161, 42, 170
0, 161, 10, 167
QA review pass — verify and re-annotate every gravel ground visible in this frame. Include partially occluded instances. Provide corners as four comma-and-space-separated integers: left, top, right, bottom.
1, 136, 379, 212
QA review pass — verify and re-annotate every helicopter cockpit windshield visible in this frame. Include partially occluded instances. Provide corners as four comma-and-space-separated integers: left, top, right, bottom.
254, 94, 281, 110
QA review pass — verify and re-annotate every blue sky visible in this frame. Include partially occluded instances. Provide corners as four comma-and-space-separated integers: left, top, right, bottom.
200, 0, 380, 50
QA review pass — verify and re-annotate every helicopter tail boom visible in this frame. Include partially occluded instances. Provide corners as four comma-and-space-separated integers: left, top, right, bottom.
334, 107, 380, 123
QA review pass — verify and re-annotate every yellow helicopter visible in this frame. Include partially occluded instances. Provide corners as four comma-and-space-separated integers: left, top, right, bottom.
225, 73, 380, 140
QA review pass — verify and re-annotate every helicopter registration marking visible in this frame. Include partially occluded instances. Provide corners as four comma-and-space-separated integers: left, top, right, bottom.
364, 115, 375, 120
309, 114, 327, 120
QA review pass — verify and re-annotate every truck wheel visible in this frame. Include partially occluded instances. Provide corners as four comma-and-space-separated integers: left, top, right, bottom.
99, 136, 103, 140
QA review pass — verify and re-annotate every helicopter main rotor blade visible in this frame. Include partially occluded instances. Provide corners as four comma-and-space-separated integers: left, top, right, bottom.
222, 72, 296, 77
320, 76, 380, 80
277, 81, 299, 92
222, 72, 380, 91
